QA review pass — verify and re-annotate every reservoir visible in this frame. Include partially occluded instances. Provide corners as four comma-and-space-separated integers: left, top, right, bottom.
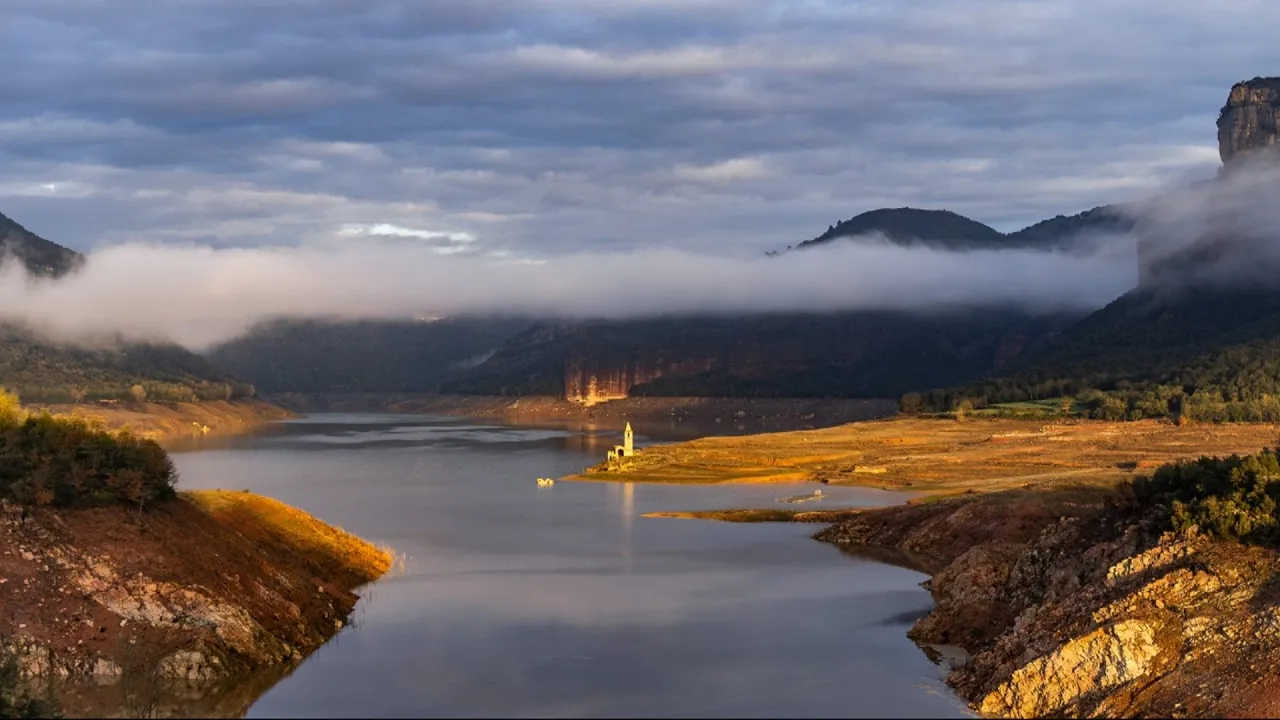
171, 414, 968, 718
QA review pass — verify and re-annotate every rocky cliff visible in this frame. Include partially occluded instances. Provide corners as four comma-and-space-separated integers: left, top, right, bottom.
1219, 77, 1280, 166
817, 490, 1280, 717
1, 490, 391, 717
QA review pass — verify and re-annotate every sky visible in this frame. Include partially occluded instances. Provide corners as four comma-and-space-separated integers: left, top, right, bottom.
1, 0, 1270, 260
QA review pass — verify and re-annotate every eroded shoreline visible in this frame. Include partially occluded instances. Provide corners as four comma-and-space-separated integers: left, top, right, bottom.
2, 490, 392, 718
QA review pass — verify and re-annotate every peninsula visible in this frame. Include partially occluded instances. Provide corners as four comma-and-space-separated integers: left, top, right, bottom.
0, 391, 391, 717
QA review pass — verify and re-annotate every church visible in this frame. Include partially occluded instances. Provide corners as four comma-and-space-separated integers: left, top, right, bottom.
605, 422, 635, 467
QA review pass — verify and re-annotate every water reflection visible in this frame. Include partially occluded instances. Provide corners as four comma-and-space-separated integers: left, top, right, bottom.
145, 415, 969, 718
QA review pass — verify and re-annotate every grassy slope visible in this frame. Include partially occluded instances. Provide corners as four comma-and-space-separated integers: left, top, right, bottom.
184, 490, 391, 590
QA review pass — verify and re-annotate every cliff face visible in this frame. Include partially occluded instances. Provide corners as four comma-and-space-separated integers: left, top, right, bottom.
564, 354, 716, 405
1219, 77, 1280, 166
1130, 77, 1280, 289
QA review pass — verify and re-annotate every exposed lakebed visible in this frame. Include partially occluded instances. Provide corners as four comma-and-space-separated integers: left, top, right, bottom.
169, 414, 968, 718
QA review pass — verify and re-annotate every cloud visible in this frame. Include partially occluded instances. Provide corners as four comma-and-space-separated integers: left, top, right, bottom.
0, 231, 1137, 350
1126, 155, 1280, 288
1, 0, 1269, 260
337, 223, 481, 255
669, 157, 772, 183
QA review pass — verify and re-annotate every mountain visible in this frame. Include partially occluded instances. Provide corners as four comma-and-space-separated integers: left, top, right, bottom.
0, 324, 255, 403
442, 202, 1133, 404
0, 211, 82, 277
206, 316, 531, 394
443, 310, 1081, 403
0, 211, 252, 403
916, 77, 1280, 421
920, 285, 1280, 422
789, 205, 1132, 253
796, 208, 1005, 250
1003, 205, 1135, 248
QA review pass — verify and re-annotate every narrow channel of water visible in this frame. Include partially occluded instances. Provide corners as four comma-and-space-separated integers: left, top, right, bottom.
166, 414, 968, 718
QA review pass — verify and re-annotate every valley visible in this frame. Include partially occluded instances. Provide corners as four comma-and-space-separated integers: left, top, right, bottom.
5, 68, 1280, 719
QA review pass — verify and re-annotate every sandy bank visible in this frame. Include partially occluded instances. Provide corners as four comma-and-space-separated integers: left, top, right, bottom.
29, 398, 294, 443
1, 490, 391, 718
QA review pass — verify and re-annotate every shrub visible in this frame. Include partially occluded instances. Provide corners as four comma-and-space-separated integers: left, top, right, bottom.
0, 389, 23, 430
1129, 448, 1280, 544
0, 390, 177, 512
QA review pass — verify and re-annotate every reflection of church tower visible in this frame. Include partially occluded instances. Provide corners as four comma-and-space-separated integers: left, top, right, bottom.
624, 422, 634, 456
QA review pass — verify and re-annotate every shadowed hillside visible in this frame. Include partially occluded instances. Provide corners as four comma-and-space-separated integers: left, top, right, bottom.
443, 205, 1126, 403
444, 310, 1081, 402
791, 205, 1132, 252
0, 211, 82, 277
916, 77, 1280, 422
207, 316, 531, 394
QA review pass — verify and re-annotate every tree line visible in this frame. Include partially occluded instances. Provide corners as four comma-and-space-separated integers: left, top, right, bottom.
908, 337, 1280, 423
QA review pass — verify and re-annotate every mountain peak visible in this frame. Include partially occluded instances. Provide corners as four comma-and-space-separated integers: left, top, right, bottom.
0, 211, 82, 277
1218, 76, 1280, 166
791, 204, 1131, 255
797, 207, 1005, 250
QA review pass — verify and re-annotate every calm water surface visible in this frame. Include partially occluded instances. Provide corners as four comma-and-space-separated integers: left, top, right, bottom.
171, 415, 968, 718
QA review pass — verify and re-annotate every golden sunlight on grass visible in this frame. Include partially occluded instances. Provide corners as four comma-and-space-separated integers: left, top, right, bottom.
571, 417, 1280, 496
184, 489, 392, 587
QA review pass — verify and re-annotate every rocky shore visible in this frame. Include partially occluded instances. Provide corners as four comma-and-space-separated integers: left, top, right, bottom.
815, 489, 1280, 718
1, 490, 391, 718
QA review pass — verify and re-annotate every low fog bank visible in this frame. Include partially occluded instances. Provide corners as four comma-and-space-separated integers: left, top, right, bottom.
0, 233, 1140, 349
1126, 156, 1280, 288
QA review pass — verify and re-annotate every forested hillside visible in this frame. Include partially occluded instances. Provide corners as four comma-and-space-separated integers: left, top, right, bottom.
0, 210, 256, 404
207, 317, 530, 393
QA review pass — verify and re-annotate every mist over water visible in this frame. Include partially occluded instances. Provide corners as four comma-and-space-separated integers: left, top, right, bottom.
7, 160, 1277, 351
1, 233, 1137, 350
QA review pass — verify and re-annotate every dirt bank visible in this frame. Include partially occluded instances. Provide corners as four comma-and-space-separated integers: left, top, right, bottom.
815, 489, 1280, 718
29, 398, 294, 443
570, 416, 1280, 488
1, 490, 391, 718
265, 392, 897, 434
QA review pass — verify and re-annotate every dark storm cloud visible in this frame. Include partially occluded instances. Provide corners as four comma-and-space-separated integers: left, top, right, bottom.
0, 0, 1272, 258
